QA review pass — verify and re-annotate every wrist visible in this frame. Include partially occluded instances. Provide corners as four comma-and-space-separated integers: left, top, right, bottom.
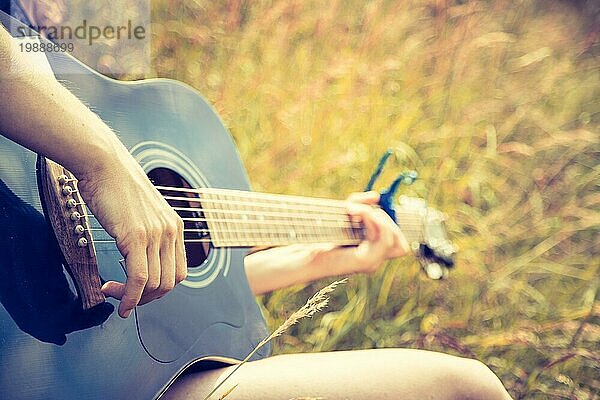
304, 244, 360, 279
69, 127, 129, 180
244, 244, 339, 294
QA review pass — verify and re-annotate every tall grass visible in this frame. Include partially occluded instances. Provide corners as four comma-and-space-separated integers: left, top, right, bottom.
148, 1, 599, 398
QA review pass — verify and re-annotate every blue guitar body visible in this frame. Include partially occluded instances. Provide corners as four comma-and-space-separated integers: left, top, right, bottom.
0, 11, 269, 399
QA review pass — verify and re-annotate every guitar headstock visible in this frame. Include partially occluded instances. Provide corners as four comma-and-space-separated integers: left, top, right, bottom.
366, 150, 457, 279
396, 196, 457, 280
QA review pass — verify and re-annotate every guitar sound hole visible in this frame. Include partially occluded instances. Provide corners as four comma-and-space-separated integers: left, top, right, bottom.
146, 167, 210, 267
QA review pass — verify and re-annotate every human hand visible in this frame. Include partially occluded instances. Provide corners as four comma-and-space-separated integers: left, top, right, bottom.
344, 191, 410, 274
244, 191, 410, 294
0, 20, 184, 319
75, 146, 187, 318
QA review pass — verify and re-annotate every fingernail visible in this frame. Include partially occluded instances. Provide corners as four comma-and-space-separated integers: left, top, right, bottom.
122, 309, 132, 318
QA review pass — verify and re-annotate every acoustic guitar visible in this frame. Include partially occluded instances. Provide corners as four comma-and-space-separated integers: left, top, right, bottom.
0, 11, 455, 399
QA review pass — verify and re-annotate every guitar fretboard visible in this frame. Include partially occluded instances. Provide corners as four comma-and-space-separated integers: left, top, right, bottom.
166, 187, 424, 248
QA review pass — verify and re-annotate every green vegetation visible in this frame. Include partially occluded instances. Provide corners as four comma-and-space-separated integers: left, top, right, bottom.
149, 1, 599, 398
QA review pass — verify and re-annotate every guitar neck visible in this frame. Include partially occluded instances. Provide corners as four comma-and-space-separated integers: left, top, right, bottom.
184, 187, 424, 248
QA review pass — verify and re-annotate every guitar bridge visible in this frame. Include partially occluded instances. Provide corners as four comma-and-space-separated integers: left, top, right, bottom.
37, 155, 105, 309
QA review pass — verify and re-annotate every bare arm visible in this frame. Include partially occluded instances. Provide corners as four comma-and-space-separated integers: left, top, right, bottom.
0, 26, 186, 318
0, 27, 118, 174
245, 191, 409, 295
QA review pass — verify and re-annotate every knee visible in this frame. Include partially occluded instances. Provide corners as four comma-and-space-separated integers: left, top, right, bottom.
444, 357, 512, 400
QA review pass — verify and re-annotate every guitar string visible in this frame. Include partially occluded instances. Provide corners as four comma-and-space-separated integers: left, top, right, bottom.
86, 225, 363, 235
91, 238, 363, 245
156, 185, 384, 213
75, 185, 424, 246
89, 229, 421, 245
166, 206, 367, 221
160, 201, 424, 223
85, 207, 367, 244
85, 219, 366, 235
91, 232, 365, 245
168, 205, 424, 225
156, 187, 427, 229
68, 184, 354, 215
84, 213, 424, 230
156, 188, 425, 225
89, 224, 422, 245
160, 195, 354, 215
154, 203, 424, 229
71, 183, 424, 225
84, 227, 364, 235
85, 223, 419, 238
83, 209, 423, 243
80, 191, 425, 228
154, 185, 352, 207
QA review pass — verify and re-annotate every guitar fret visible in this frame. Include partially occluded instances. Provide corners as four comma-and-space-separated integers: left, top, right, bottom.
212, 192, 224, 246
265, 196, 275, 244
395, 209, 423, 245
194, 188, 424, 248
215, 192, 224, 246
215, 192, 223, 245
227, 194, 236, 244
307, 204, 315, 242
200, 192, 215, 245
231, 192, 242, 245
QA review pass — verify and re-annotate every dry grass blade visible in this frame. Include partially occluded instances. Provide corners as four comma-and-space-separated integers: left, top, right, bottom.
288, 397, 325, 399
203, 279, 348, 400
217, 384, 238, 400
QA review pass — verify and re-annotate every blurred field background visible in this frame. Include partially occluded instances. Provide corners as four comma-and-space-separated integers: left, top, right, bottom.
90, 0, 599, 398
146, 1, 599, 399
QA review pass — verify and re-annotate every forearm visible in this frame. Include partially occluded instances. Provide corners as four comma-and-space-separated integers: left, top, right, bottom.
244, 244, 367, 295
245, 195, 410, 295
0, 26, 124, 177
1, 26, 189, 318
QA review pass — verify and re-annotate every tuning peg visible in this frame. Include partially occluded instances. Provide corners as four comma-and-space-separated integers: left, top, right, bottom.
378, 171, 418, 223
424, 262, 447, 280
385, 171, 417, 196
436, 242, 457, 267
402, 170, 418, 184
